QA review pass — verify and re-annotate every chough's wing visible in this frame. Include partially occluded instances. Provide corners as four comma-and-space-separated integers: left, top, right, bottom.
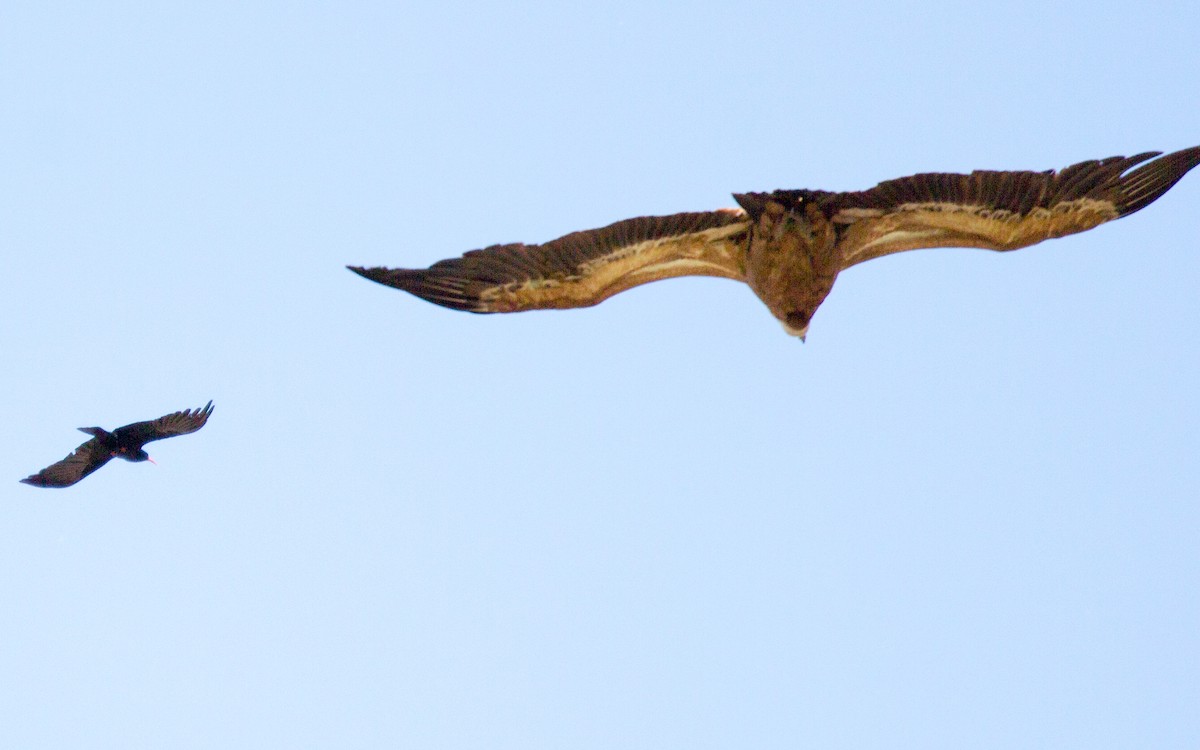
349, 210, 750, 313
20, 437, 111, 488
821, 146, 1200, 269
113, 401, 214, 447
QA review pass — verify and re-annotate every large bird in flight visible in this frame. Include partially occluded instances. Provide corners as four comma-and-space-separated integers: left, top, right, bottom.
20, 401, 214, 488
349, 146, 1200, 339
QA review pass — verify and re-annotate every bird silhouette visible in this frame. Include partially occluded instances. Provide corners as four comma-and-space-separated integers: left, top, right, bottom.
349, 146, 1200, 339
20, 401, 214, 488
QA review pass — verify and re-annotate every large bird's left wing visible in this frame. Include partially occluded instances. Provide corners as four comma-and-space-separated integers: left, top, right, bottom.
20, 437, 112, 488
114, 401, 214, 446
349, 210, 750, 313
825, 146, 1200, 269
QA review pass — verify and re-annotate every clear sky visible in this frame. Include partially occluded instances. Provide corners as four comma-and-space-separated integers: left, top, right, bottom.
2, 1, 1198, 748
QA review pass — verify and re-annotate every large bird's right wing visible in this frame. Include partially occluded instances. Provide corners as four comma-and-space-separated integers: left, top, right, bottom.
348, 210, 750, 313
20, 438, 111, 488
824, 146, 1200, 269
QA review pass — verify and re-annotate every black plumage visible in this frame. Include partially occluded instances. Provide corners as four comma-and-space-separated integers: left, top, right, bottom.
20, 401, 214, 488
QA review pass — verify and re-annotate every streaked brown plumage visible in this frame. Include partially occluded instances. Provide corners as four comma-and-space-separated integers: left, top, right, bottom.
20, 402, 214, 488
349, 146, 1200, 339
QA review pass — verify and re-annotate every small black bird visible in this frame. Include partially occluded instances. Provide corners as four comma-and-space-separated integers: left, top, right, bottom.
20, 401, 214, 488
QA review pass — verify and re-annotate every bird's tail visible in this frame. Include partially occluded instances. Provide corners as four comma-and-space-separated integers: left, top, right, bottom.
77, 427, 109, 438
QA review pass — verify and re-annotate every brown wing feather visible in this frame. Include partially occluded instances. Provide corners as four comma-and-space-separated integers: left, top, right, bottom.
20, 438, 112, 488
114, 401, 214, 446
349, 210, 750, 313
828, 146, 1200, 269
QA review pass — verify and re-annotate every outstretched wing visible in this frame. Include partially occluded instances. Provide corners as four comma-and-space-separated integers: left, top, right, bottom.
20, 438, 112, 488
824, 146, 1200, 269
349, 210, 750, 313
113, 401, 214, 446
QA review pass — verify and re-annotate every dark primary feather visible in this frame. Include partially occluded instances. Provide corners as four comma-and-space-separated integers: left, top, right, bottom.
1112, 146, 1200, 215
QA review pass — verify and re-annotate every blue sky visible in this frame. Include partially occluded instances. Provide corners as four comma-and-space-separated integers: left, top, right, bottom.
2, 1, 1198, 748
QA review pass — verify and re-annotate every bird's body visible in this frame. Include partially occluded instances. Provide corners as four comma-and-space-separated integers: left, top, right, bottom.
20, 401, 214, 488
349, 146, 1200, 339
741, 198, 840, 337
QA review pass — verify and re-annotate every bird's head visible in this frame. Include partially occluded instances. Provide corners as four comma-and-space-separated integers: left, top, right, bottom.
117, 446, 155, 464
780, 310, 811, 342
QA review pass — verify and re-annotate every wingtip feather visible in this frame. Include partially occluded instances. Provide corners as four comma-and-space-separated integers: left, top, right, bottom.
347, 264, 485, 311
1115, 145, 1200, 217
